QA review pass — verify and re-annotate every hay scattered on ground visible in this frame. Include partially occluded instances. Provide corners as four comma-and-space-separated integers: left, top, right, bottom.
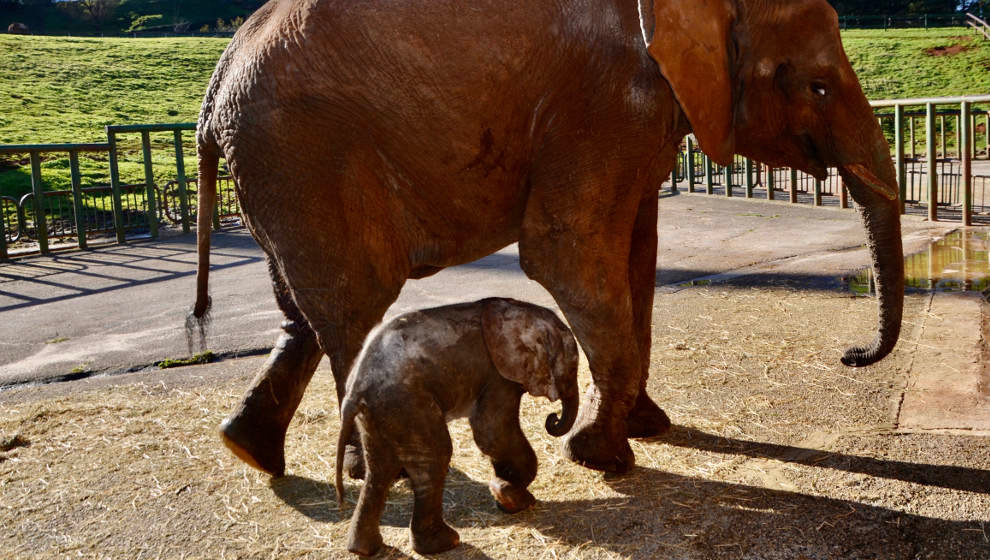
2, 287, 989, 559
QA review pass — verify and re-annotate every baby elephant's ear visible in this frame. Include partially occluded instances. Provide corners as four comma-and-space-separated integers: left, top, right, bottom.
481, 299, 555, 399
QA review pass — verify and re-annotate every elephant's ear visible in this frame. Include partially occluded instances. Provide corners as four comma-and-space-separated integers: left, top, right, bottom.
481, 299, 557, 400
644, 0, 736, 165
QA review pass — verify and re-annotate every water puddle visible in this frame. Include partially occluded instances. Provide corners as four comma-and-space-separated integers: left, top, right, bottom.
844, 230, 990, 296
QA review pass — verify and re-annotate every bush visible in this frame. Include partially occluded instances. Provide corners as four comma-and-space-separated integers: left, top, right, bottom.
126, 13, 162, 32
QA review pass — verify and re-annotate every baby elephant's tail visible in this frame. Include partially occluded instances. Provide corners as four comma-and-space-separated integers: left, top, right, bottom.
335, 397, 360, 509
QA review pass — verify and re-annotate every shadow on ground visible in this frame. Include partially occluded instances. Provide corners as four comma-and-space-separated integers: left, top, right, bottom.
270, 427, 990, 559
0, 230, 261, 313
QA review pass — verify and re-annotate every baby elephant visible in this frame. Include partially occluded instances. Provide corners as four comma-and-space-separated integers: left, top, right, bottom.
334, 297, 580, 556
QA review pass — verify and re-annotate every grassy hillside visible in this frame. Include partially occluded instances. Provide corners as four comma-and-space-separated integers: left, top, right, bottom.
0, 35, 227, 198
0, 27, 989, 199
844, 28, 990, 98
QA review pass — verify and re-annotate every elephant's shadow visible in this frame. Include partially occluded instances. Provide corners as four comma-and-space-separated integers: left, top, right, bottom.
270, 467, 492, 528
271, 426, 990, 558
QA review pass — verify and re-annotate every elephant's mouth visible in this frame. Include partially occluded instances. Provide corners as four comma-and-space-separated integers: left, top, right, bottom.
798, 134, 830, 179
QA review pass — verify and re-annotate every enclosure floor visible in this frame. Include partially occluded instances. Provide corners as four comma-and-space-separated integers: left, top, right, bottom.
2, 193, 987, 558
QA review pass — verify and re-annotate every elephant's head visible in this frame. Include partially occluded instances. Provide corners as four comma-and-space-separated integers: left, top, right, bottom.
643, 0, 904, 366
481, 299, 580, 436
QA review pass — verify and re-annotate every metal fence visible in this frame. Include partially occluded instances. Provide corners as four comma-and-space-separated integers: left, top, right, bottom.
837, 13, 971, 30
673, 95, 990, 225
0, 123, 240, 259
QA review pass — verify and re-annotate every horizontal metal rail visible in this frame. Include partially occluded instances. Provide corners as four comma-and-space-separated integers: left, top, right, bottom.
105, 123, 196, 134
0, 143, 111, 154
871, 95, 990, 108
967, 13, 990, 40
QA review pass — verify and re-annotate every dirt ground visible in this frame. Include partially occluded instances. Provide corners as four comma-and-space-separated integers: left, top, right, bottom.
3, 281, 989, 559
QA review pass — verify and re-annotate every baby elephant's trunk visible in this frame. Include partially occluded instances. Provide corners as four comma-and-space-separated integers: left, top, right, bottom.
544, 391, 578, 437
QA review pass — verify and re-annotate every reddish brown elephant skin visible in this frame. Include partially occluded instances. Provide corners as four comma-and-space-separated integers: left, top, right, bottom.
192, 0, 904, 476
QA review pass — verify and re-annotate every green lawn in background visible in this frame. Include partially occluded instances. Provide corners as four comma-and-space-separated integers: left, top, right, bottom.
1, 27, 989, 201
0, 34, 226, 199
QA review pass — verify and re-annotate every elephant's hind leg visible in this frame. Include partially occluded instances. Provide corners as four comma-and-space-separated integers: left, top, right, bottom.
220, 258, 324, 476
347, 432, 402, 557
404, 426, 459, 555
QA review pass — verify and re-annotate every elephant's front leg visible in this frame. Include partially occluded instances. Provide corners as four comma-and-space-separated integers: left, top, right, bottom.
470, 385, 538, 513
625, 191, 672, 438
520, 199, 645, 473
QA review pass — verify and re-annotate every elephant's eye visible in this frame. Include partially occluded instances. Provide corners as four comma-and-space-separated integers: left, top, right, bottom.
811, 82, 828, 98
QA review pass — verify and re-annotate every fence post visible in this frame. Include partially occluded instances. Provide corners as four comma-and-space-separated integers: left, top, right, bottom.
939, 114, 946, 158
962, 101, 972, 226
766, 165, 775, 200
29, 151, 50, 255
956, 111, 962, 159
69, 150, 87, 250
984, 111, 989, 160
789, 168, 798, 203
983, 111, 990, 159
686, 137, 696, 193
744, 158, 754, 198
106, 129, 126, 243
908, 115, 918, 160
705, 154, 714, 195
0, 206, 6, 259
172, 130, 192, 233
972, 112, 978, 159
724, 158, 733, 197
926, 103, 938, 222
670, 149, 679, 194
140, 131, 159, 239
895, 104, 906, 213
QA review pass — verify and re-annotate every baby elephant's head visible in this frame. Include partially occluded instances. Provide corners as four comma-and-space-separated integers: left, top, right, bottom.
481, 299, 580, 437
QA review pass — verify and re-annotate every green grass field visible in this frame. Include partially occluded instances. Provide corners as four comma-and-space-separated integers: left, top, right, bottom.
1, 27, 989, 202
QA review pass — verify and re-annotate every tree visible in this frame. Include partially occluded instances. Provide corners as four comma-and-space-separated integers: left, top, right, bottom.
60, 0, 121, 28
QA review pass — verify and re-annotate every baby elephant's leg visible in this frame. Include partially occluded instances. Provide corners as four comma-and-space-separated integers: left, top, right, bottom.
346, 438, 400, 556
470, 391, 538, 513
403, 417, 460, 554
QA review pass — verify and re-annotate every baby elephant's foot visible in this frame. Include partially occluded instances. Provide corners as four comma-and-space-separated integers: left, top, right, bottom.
411, 522, 460, 555
346, 523, 383, 557
489, 479, 535, 513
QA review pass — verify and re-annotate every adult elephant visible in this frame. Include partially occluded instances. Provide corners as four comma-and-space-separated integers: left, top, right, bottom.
192, 0, 903, 476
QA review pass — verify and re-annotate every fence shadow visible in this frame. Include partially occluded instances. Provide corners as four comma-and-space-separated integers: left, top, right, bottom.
0, 229, 262, 313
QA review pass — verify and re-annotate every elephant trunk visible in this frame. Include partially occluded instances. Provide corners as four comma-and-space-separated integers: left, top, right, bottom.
545, 389, 579, 437
838, 140, 905, 367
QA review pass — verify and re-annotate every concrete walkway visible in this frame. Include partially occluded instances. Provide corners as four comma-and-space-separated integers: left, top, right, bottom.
0, 193, 957, 386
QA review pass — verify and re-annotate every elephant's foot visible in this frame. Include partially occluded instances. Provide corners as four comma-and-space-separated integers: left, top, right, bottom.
411, 522, 460, 555
489, 479, 536, 513
219, 409, 287, 477
347, 522, 384, 557
625, 392, 671, 438
563, 419, 634, 474
343, 444, 366, 480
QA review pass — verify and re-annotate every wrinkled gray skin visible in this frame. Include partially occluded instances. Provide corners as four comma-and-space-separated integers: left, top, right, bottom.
334, 298, 579, 556
194, 0, 904, 479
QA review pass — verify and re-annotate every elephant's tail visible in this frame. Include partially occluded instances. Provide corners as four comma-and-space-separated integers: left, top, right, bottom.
191, 133, 219, 321
335, 397, 360, 509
